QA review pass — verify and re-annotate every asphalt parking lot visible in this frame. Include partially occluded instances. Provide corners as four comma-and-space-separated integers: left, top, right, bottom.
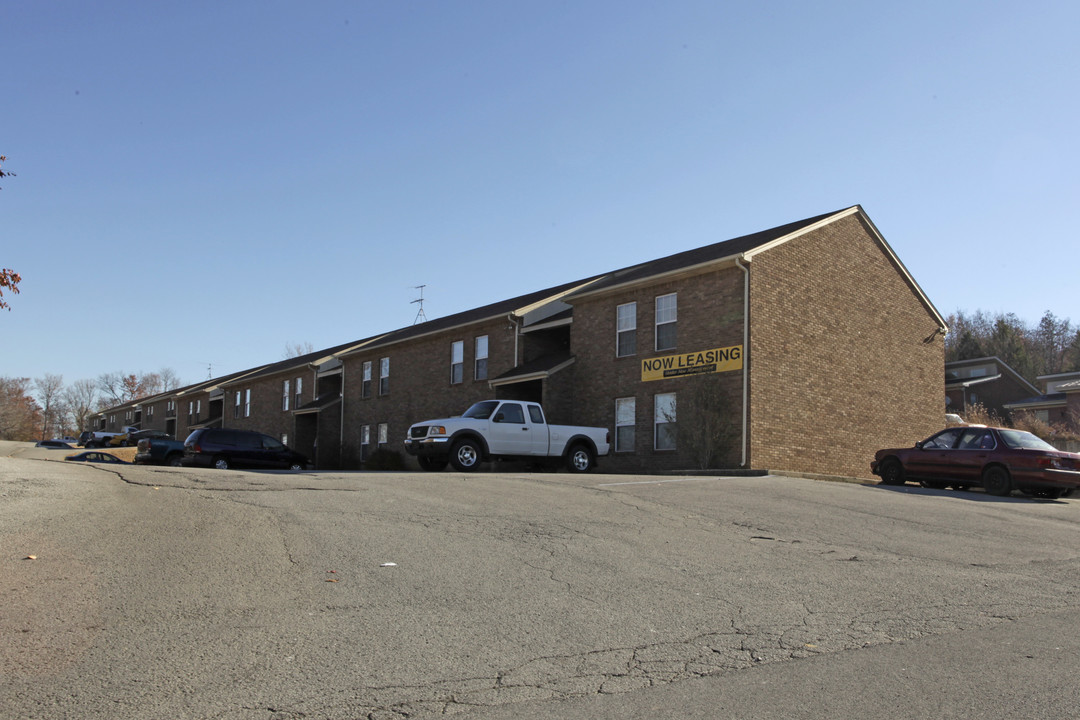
3, 442, 1080, 719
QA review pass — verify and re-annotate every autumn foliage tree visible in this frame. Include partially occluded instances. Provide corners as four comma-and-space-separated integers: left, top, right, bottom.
1, 154, 20, 311
0, 377, 41, 441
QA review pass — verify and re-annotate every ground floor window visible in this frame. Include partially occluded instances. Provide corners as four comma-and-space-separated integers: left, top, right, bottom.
360, 425, 370, 461
615, 397, 636, 452
378, 423, 388, 448
655, 392, 676, 451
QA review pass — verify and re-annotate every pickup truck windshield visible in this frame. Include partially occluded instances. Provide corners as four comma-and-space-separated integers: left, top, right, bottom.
462, 400, 500, 419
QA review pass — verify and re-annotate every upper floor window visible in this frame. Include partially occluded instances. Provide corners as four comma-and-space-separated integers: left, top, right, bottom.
294, 377, 303, 408
655, 293, 677, 351
617, 302, 637, 357
475, 335, 489, 381
379, 358, 390, 395
362, 361, 372, 399
450, 341, 464, 384
234, 391, 241, 419
244, 389, 251, 418
282, 379, 291, 411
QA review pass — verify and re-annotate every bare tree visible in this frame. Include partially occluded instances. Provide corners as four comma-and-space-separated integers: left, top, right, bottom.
34, 373, 64, 440
64, 378, 99, 432
98, 370, 166, 405
660, 377, 739, 469
284, 341, 314, 359
158, 367, 183, 391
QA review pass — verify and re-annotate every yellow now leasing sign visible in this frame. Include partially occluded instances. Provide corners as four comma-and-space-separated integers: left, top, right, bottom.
641, 345, 743, 382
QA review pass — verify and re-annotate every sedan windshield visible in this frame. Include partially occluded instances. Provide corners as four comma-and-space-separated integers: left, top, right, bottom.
997, 429, 1057, 451
462, 400, 500, 420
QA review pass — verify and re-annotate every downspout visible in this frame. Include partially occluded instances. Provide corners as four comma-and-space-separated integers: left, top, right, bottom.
507, 314, 520, 365
735, 255, 750, 468
339, 363, 346, 469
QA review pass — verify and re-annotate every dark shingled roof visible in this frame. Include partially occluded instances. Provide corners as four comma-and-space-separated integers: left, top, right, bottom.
564, 208, 846, 298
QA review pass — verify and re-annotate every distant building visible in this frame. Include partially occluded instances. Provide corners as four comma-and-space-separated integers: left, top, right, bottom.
945, 357, 1039, 421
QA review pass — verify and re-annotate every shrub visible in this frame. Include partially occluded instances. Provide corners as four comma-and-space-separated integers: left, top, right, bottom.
962, 402, 1002, 427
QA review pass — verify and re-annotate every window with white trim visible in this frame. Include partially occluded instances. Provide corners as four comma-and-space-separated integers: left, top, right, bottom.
294, 377, 302, 408
234, 391, 241, 419
475, 335, 488, 381
616, 302, 637, 357
450, 341, 464, 384
244, 389, 251, 418
615, 397, 636, 452
655, 293, 677, 351
378, 423, 388, 448
654, 392, 676, 451
360, 425, 370, 462
282, 379, 291, 411
362, 361, 372, 399
379, 358, 389, 395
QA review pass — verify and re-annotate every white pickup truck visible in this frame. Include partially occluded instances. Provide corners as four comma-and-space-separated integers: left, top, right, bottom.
404, 400, 610, 473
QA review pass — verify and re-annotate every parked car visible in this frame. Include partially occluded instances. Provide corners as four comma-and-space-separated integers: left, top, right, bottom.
35, 440, 73, 449
404, 399, 611, 472
84, 426, 139, 448
77, 431, 93, 447
134, 435, 186, 466
872, 425, 1080, 498
181, 428, 308, 471
65, 451, 131, 464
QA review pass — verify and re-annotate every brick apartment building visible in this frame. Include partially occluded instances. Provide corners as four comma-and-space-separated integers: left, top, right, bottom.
93, 206, 947, 479
945, 357, 1040, 420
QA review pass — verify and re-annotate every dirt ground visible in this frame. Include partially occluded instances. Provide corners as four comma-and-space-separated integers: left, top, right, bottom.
69, 446, 138, 462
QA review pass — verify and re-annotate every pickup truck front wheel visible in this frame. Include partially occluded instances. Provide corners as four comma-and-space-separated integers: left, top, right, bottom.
449, 439, 482, 472
567, 444, 595, 473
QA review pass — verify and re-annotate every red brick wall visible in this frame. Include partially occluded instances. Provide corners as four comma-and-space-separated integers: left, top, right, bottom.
339, 318, 519, 468
747, 213, 944, 478
569, 268, 746, 472
221, 368, 316, 443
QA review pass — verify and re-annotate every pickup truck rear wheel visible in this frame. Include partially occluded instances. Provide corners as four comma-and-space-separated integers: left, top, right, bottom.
567, 444, 595, 473
449, 439, 482, 472
166, 453, 182, 467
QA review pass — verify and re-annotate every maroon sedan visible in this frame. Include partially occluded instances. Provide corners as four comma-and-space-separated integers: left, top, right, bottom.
872, 425, 1080, 498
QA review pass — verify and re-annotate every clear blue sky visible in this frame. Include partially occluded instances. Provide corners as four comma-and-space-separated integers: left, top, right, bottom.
3, 1, 1078, 389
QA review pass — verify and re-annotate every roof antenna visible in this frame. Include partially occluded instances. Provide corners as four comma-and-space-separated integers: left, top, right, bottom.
412, 285, 428, 324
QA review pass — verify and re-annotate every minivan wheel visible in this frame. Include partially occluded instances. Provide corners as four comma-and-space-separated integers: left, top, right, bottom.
213, 456, 230, 470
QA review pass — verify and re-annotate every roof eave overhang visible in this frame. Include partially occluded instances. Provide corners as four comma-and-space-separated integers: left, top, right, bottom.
489, 358, 577, 387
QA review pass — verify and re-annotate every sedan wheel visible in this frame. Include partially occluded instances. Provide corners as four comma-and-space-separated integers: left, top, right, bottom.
213, 457, 230, 470
879, 459, 905, 486
981, 466, 1012, 496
